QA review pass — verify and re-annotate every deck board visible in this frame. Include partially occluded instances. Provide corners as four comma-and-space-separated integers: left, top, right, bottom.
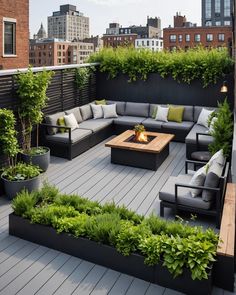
0, 137, 234, 295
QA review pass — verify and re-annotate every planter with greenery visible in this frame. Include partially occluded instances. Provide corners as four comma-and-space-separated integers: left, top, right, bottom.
9, 184, 219, 294
0, 109, 42, 199
16, 68, 54, 171
208, 99, 234, 158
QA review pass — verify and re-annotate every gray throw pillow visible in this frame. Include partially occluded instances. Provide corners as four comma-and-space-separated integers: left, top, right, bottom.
65, 107, 83, 123
202, 172, 220, 202
80, 104, 93, 121
45, 111, 65, 135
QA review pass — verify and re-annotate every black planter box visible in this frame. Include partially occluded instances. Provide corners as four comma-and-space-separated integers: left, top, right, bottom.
9, 213, 212, 295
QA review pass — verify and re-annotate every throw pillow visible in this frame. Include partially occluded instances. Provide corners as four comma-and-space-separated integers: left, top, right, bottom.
102, 104, 118, 118
80, 104, 93, 121
209, 116, 217, 134
202, 172, 220, 202
189, 165, 207, 197
57, 117, 67, 133
95, 99, 106, 105
152, 106, 158, 119
208, 149, 225, 167
91, 104, 103, 119
64, 113, 79, 131
65, 107, 83, 123
168, 105, 184, 123
155, 106, 169, 122
197, 108, 215, 128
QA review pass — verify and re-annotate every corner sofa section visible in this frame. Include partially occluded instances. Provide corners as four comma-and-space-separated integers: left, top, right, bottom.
40, 101, 215, 160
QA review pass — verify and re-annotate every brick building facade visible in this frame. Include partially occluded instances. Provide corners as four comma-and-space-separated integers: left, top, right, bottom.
103, 34, 138, 48
0, 0, 29, 69
29, 39, 94, 67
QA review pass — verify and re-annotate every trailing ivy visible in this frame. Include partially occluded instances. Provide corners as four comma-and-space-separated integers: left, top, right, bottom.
88, 47, 234, 87
12, 184, 219, 280
74, 66, 95, 89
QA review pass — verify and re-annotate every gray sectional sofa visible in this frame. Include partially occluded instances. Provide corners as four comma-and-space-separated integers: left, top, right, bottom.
40, 101, 216, 160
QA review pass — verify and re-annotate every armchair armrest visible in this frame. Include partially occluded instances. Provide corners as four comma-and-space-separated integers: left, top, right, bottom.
40, 123, 72, 143
185, 159, 206, 173
196, 132, 212, 149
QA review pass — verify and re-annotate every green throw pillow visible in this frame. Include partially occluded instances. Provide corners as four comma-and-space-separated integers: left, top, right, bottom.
152, 106, 158, 119
167, 105, 184, 123
57, 117, 67, 133
95, 99, 106, 105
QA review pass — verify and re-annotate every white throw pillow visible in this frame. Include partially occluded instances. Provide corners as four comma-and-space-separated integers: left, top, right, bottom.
102, 104, 118, 118
189, 165, 207, 197
155, 106, 169, 122
207, 162, 224, 178
197, 108, 214, 128
208, 149, 225, 167
64, 113, 79, 131
91, 104, 103, 119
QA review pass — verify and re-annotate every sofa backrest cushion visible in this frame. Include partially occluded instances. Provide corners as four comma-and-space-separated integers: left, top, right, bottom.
194, 106, 216, 123
80, 104, 93, 121
45, 111, 66, 135
125, 102, 149, 117
106, 100, 126, 116
65, 107, 83, 123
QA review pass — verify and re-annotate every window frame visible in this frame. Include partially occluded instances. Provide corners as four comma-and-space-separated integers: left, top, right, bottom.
206, 33, 213, 42
3, 17, 17, 57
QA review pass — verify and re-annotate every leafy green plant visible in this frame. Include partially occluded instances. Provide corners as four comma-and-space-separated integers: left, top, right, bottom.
24, 147, 48, 156
89, 47, 234, 87
2, 162, 41, 181
75, 66, 95, 89
134, 124, 146, 133
209, 99, 233, 157
12, 183, 219, 281
16, 67, 54, 151
0, 109, 19, 166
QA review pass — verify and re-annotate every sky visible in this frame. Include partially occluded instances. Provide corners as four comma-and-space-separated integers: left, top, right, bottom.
29, 0, 201, 38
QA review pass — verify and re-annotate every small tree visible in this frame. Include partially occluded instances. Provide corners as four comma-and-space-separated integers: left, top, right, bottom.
0, 109, 19, 166
209, 99, 233, 157
16, 68, 54, 151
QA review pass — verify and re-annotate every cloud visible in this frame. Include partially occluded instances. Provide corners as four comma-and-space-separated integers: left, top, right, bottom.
87, 0, 142, 6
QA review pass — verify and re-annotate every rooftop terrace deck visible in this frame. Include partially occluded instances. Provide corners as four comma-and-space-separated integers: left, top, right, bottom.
0, 138, 235, 295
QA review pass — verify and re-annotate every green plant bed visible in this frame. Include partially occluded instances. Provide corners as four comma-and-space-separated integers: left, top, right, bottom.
11, 184, 218, 283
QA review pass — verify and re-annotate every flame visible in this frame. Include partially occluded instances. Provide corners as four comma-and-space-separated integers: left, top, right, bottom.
136, 132, 148, 143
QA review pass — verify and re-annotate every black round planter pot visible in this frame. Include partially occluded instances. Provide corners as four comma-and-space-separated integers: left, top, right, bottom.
20, 147, 50, 172
1, 175, 41, 200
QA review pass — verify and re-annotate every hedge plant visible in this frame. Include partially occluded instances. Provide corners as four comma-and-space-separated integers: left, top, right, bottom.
88, 47, 234, 87
12, 184, 219, 281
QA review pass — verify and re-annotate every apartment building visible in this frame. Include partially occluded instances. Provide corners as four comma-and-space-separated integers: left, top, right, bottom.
29, 38, 94, 67
0, 0, 29, 69
48, 4, 89, 41
135, 38, 163, 51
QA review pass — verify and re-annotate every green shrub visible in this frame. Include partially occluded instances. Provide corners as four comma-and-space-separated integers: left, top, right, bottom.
139, 234, 164, 266
89, 47, 234, 87
12, 189, 37, 218
35, 182, 59, 205
2, 162, 41, 181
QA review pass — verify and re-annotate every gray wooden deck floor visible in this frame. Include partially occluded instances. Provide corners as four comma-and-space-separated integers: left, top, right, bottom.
0, 137, 235, 295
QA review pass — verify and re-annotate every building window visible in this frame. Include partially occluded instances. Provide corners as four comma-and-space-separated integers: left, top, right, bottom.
169, 34, 176, 42
3, 19, 16, 55
224, 20, 231, 25
224, 0, 231, 16
215, 0, 221, 14
147, 40, 149, 46
205, 0, 211, 18
215, 21, 221, 26
206, 34, 213, 41
205, 20, 212, 26
218, 33, 225, 41
185, 34, 190, 42
194, 34, 201, 42
178, 34, 183, 42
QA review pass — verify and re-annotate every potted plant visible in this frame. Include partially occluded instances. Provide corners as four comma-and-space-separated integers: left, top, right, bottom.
209, 99, 233, 158
0, 109, 42, 199
16, 68, 54, 171
134, 124, 146, 141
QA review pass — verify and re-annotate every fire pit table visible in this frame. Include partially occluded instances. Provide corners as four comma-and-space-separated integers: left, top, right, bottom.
105, 130, 175, 171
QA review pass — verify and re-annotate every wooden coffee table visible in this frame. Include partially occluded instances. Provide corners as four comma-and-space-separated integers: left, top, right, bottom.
105, 130, 174, 170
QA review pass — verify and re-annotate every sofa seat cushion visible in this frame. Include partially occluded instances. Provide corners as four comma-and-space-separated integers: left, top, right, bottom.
46, 128, 92, 144
79, 118, 113, 132
125, 102, 149, 117
113, 116, 145, 126
159, 175, 212, 210
185, 124, 213, 145
142, 118, 163, 129
106, 100, 126, 116
162, 121, 194, 131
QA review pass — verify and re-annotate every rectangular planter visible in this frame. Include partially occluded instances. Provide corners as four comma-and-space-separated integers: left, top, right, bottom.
9, 213, 212, 295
